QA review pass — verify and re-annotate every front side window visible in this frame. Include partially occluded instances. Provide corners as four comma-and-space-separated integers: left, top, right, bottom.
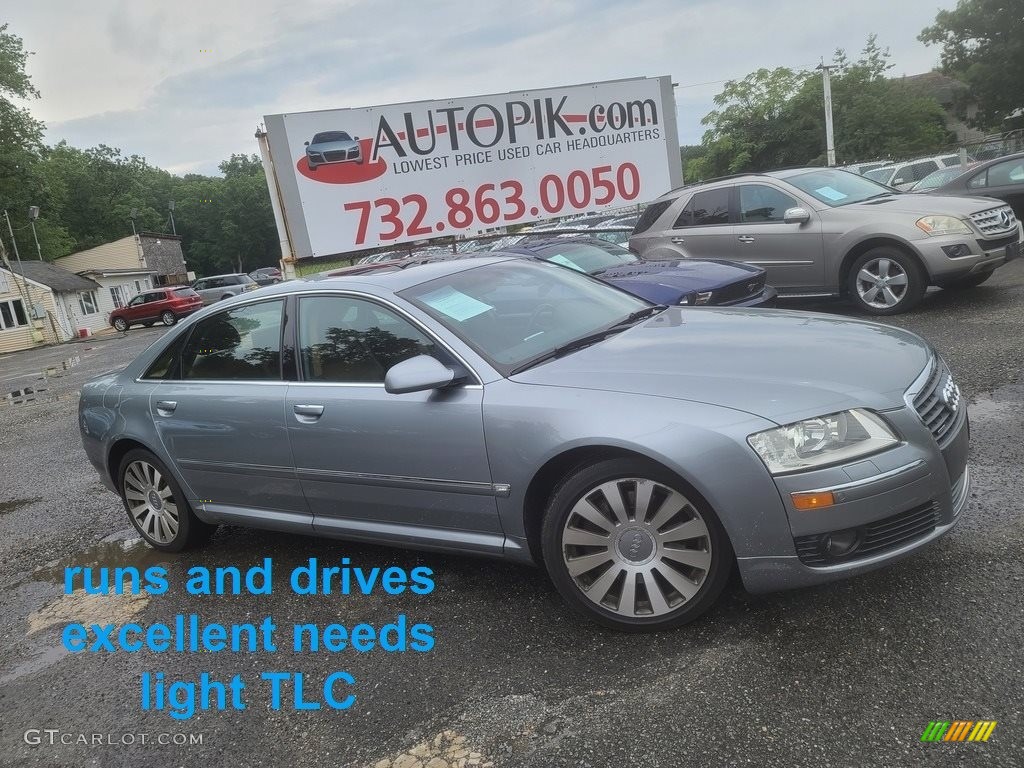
0, 298, 29, 330
739, 185, 798, 223
78, 290, 98, 315
298, 296, 440, 383
987, 159, 1024, 187
180, 300, 283, 380
401, 260, 650, 374
674, 188, 731, 228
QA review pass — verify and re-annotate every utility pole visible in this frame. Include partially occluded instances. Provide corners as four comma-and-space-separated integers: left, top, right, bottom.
28, 206, 44, 260
817, 63, 836, 167
168, 200, 177, 235
3, 209, 26, 275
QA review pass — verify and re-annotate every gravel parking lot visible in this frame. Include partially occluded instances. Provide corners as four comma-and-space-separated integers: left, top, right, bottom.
1, 261, 1022, 768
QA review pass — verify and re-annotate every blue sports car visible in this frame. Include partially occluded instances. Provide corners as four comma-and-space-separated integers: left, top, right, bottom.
496, 237, 778, 307
304, 130, 363, 170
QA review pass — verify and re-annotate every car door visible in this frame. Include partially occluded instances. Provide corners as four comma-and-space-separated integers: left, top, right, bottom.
150, 297, 311, 530
968, 158, 1024, 220
139, 291, 165, 322
732, 183, 825, 291
284, 292, 501, 553
664, 187, 737, 260
124, 294, 147, 323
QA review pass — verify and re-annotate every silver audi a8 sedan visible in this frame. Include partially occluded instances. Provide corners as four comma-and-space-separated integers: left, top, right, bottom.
79, 256, 969, 631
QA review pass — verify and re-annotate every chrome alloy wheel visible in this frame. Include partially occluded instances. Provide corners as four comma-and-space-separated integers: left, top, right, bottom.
123, 460, 179, 544
856, 257, 909, 309
560, 478, 712, 618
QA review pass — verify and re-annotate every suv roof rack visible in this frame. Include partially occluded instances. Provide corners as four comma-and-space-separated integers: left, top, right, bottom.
664, 172, 769, 195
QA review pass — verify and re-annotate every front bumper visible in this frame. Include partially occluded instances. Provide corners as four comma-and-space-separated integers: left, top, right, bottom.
737, 402, 969, 593
916, 227, 1021, 282
721, 285, 778, 308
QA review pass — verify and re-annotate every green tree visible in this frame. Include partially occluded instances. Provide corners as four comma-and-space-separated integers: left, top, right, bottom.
920, 0, 1024, 130
692, 37, 952, 180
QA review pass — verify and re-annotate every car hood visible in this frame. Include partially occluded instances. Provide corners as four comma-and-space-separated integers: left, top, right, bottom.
510, 307, 932, 425
596, 259, 761, 289
845, 192, 1003, 216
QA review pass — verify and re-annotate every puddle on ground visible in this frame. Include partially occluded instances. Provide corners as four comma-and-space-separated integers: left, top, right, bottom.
0, 497, 42, 515
2, 531, 164, 686
31, 533, 171, 585
40, 354, 81, 379
0, 386, 78, 407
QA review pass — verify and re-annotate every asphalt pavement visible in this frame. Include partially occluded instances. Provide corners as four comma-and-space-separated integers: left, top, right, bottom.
0, 262, 1022, 768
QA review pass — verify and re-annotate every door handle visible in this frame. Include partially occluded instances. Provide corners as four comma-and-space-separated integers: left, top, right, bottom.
155, 400, 177, 416
293, 404, 325, 422
737, 236, 755, 244
671, 237, 686, 244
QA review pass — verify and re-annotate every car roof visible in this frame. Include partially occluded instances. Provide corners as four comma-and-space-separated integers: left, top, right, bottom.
305, 254, 520, 292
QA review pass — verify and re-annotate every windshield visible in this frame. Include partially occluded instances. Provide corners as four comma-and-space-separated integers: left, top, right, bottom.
533, 241, 638, 274
787, 169, 895, 206
863, 167, 893, 183
311, 131, 351, 143
400, 259, 650, 374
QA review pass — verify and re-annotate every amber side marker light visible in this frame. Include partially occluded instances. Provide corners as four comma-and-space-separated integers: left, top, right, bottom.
791, 491, 835, 511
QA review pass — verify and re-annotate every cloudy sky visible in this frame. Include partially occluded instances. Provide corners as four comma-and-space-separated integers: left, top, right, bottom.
6, 0, 956, 176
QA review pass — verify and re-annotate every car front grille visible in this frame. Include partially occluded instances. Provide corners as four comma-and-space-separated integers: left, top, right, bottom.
910, 360, 963, 447
714, 274, 766, 304
324, 150, 353, 162
976, 232, 1020, 251
794, 501, 939, 566
970, 205, 1018, 236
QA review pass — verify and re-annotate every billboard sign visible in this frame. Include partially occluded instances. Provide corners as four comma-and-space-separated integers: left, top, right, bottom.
263, 76, 681, 258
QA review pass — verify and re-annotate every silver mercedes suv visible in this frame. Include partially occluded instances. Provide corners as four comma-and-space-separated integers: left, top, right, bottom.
630, 168, 1021, 314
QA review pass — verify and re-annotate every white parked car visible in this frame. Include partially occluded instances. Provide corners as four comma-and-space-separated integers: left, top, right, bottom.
864, 155, 965, 191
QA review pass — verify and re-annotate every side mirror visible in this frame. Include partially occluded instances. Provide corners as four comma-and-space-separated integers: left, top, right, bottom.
304, 141, 310, 146
354, 136, 360, 141
783, 207, 811, 225
384, 355, 457, 395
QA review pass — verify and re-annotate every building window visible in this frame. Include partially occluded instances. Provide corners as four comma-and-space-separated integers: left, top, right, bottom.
0, 298, 29, 330
110, 285, 129, 308
78, 290, 99, 315
0, 271, 8, 293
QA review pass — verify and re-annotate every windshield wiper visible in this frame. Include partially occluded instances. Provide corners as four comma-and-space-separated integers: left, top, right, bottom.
509, 305, 667, 375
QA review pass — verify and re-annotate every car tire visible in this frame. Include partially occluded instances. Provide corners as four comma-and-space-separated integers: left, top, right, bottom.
118, 449, 216, 552
309, 164, 318, 172
942, 270, 994, 290
847, 247, 927, 315
540, 457, 733, 632
160, 310, 177, 326
112, 317, 129, 332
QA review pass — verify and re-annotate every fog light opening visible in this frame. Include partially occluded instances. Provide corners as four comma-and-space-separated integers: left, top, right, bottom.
822, 528, 862, 559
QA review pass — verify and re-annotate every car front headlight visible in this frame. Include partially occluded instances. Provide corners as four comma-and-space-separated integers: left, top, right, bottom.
747, 409, 898, 475
916, 215, 971, 236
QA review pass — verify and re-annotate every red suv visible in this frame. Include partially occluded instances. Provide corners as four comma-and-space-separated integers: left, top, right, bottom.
109, 287, 203, 332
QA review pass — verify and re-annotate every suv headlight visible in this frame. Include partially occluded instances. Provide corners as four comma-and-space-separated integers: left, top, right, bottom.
915, 215, 971, 236
747, 409, 898, 475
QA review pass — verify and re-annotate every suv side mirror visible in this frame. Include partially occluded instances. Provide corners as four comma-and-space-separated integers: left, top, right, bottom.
385, 355, 457, 394
783, 207, 811, 225
304, 141, 310, 146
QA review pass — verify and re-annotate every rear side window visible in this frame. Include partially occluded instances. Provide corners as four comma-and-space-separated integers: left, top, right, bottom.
173, 288, 198, 298
674, 188, 731, 228
180, 300, 284, 380
631, 199, 676, 234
